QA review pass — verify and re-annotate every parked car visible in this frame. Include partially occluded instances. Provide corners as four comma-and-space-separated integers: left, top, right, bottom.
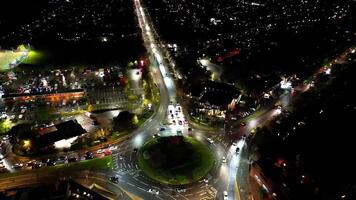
223, 191, 228, 200
222, 156, 227, 163
206, 138, 214, 144
148, 189, 159, 195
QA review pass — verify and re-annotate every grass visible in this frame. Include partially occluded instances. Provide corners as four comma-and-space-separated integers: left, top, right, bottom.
137, 110, 154, 127
22, 50, 44, 65
138, 136, 214, 185
0, 51, 24, 71
0, 156, 114, 179
234, 106, 269, 126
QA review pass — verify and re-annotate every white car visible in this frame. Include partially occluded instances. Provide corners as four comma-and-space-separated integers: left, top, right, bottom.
206, 138, 214, 144
96, 149, 104, 154
148, 188, 159, 195
222, 157, 227, 163
109, 146, 118, 151
12, 163, 23, 169
177, 188, 186, 193
223, 191, 228, 200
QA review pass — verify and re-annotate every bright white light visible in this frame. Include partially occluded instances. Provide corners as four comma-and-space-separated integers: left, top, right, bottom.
99, 71, 105, 78
280, 80, 292, 89
325, 68, 331, 75
133, 133, 144, 148
198, 58, 210, 66
54, 136, 78, 149
273, 107, 282, 116
155, 53, 162, 63
164, 77, 173, 89
1, 155, 15, 172
130, 69, 142, 82
159, 64, 166, 75
249, 119, 257, 128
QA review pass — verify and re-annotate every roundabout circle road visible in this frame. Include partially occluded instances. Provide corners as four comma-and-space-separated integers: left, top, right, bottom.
137, 136, 214, 185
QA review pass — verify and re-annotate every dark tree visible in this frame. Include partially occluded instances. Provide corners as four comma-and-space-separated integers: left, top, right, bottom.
113, 111, 136, 131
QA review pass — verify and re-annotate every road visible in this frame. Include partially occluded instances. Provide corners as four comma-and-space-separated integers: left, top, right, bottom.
1, 0, 355, 199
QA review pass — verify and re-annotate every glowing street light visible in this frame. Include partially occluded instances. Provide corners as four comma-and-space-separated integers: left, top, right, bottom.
248, 119, 257, 128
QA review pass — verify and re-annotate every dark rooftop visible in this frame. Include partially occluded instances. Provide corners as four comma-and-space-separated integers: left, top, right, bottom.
37, 120, 87, 147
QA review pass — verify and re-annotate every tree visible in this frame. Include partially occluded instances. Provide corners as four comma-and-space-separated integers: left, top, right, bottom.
113, 111, 137, 131
0, 119, 13, 135
87, 104, 94, 112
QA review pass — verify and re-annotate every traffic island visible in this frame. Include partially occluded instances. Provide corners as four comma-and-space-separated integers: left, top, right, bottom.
138, 136, 214, 185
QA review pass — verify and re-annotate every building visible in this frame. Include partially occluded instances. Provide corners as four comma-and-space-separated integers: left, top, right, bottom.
37, 120, 87, 149
190, 81, 239, 116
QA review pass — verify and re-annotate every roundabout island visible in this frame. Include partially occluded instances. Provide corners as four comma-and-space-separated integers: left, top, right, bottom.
138, 136, 214, 185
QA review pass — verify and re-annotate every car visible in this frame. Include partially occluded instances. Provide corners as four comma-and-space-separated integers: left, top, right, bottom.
242, 134, 246, 140
104, 150, 112, 156
109, 146, 118, 151
188, 127, 192, 132
153, 133, 161, 138
12, 163, 23, 169
133, 148, 138, 153
27, 160, 36, 167
240, 122, 246, 127
97, 149, 104, 154
32, 163, 43, 169
68, 157, 77, 162
55, 159, 66, 165
58, 156, 67, 161
110, 175, 119, 183
92, 120, 99, 125
232, 142, 238, 146
236, 147, 240, 154
47, 160, 56, 166
222, 156, 227, 163
85, 152, 94, 160
148, 189, 159, 195
223, 191, 228, 200
159, 127, 166, 131
172, 120, 176, 124
206, 138, 214, 144
171, 114, 174, 118
176, 188, 186, 193
169, 110, 172, 114
178, 120, 182, 125
41, 158, 50, 164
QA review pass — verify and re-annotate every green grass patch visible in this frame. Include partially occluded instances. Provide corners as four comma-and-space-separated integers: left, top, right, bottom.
138, 136, 214, 185
0, 51, 24, 71
0, 156, 114, 179
137, 110, 154, 127
22, 50, 44, 65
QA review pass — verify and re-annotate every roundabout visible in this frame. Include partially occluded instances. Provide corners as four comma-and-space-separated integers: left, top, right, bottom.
137, 136, 214, 185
